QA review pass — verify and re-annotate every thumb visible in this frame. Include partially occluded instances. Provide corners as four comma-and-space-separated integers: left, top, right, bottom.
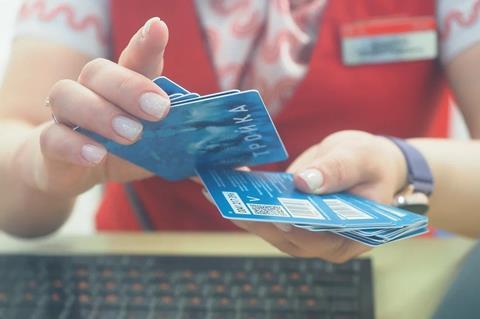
294, 151, 370, 194
118, 17, 169, 79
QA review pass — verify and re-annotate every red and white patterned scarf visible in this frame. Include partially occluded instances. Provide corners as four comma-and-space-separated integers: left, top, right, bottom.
196, 0, 327, 114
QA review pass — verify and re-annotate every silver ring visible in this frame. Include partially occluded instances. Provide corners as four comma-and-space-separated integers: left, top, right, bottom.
51, 112, 80, 131
44, 97, 52, 108
51, 112, 60, 124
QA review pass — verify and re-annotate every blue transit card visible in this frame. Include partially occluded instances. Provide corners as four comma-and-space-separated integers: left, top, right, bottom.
171, 93, 200, 103
172, 90, 240, 106
197, 168, 428, 246
153, 76, 190, 95
79, 90, 288, 181
197, 168, 396, 227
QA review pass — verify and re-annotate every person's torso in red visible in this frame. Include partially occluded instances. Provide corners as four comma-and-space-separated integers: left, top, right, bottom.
96, 0, 447, 231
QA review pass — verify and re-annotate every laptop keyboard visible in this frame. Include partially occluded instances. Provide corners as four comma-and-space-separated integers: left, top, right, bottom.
0, 255, 374, 319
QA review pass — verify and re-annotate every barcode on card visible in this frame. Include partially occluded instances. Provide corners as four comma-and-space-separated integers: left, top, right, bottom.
247, 204, 289, 217
222, 192, 250, 215
324, 199, 373, 220
278, 198, 325, 219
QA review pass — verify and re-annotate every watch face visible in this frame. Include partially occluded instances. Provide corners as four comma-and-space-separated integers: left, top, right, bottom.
394, 191, 429, 215
397, 203, 429, 215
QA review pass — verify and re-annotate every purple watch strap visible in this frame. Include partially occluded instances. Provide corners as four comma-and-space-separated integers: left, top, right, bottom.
387, 137, 434, 196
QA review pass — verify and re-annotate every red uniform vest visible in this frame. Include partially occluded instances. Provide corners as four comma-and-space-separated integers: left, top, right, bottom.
96, 0, 448, 231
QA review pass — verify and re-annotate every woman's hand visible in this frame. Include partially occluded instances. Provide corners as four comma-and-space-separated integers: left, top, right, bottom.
232, 130, 408, 262
22, 18, 170, 196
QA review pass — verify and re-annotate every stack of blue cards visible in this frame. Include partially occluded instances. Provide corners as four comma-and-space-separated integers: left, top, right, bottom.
78, 76, 428, 246
78, 76, 288, 180
197, 168, 429, 247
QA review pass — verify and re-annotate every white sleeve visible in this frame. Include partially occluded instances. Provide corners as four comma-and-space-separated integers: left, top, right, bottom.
437, 0, 480, 64
15, 0, 111, 58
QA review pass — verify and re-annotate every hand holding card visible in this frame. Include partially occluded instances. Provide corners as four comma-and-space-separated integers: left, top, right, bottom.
197, 168, 428, 247
78, 77, 288, 180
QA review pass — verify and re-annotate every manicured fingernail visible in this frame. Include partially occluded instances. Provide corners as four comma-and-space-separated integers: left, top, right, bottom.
112, 116, 143, 141
298, 168, 324, 193
81, 144, 106, 164
139, 92, 170, 119
142, 17, 161, 38
274, 223, 292, 232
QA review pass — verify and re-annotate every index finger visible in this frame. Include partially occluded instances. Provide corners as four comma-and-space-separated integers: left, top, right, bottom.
78, 58, 170, 121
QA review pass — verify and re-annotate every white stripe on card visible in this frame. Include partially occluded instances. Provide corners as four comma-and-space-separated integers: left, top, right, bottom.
278, 198, 325, 219
324, 199, 373, 220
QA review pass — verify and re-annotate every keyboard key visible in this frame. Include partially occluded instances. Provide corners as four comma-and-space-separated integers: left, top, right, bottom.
291, 284, 315, 298
177, 282, 202, 296
240, 313, 266, 319
204, 283, 230, 297
208, 311, 238, 319
258, 270, 279, 283
98, 266, 115, 279
62, 306, 94, 319
209, 297, 235, 311
126, 282, 147, 295
332, 315, 359, 319
269, 314, 299, 319
75, 280, 92, 292
265, 284, 287, 296
268, 297, 296, 312
126, 268, 142, 279
124, 309, 152, 319
183, 296, 207, 311
238, 297, 266, 312
149, 310, 177, 319
177, 270, 195, 281
286, 271, 303, 282
0, 291, 10, 307
206, 270, 222, 281
327, 287, 358, 299
149, 270, 168, 281
232, 271, 250, 283
98, 293, 123, 308
73, 267, 89, 279
153, 282, 173, 295
90, 309, 123, 319
155, 295, 177, 311
236, 283, 256, 297
74, 293, 96, 308
178, 310, 208, 319
14, 291, 38, 307
126, 295, 153, 309
0, 308, 37, 319
298, 298, 329, 313
331, 300, 359, 313
312, 274, 358, 286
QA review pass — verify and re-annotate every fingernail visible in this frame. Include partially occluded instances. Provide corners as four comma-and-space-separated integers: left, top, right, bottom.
274, 223, 292, 232
142, 17, 161, 38
298, 168, 324, 193
81, 144, 106, 164
139, 92, 170, 119
112, 116, 143, 141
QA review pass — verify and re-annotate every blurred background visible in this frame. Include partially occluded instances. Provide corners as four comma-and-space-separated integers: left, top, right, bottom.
0, 0, 99, 236
0, 0, 470, 236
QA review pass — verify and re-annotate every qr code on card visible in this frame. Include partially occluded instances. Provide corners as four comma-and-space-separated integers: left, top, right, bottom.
247, 204, 289, 217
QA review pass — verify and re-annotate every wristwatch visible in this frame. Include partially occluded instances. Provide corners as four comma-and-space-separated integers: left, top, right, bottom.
387, 137, 434, 215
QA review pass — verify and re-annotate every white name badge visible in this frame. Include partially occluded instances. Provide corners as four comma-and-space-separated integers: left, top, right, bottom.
341, 16, 438, 66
